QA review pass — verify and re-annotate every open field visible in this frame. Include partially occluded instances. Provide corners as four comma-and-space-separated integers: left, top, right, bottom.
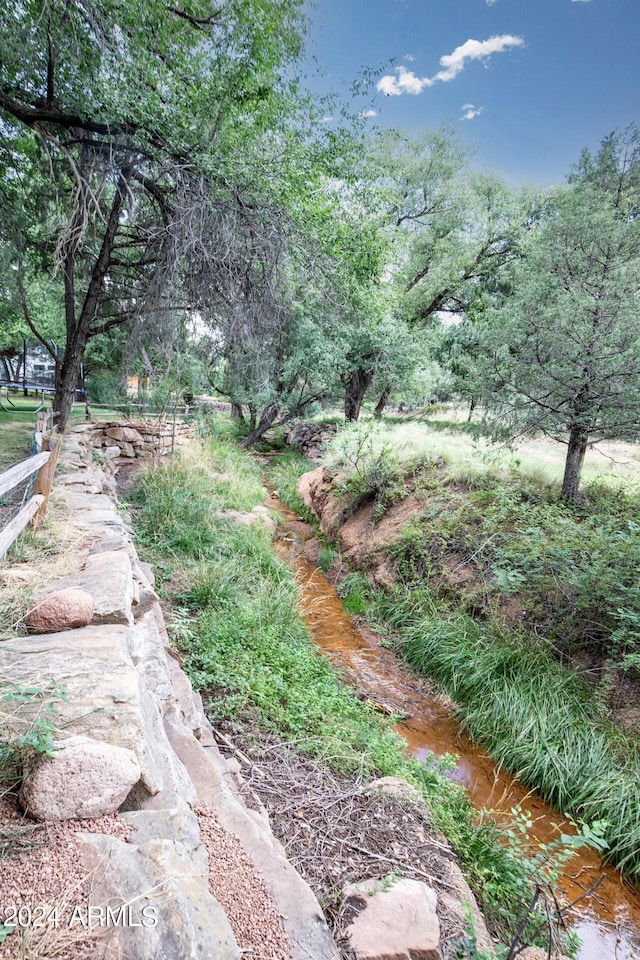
0, 397, 134, 472
323, 405, 640, 490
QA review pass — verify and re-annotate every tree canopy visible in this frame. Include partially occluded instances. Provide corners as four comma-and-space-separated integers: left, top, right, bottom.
0, 0, 308, 428
1, 4, 638, 503
474, 126, 640, 498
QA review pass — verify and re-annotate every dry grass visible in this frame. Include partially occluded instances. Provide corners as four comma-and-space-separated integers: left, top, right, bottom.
0, 512, 93, 640
348, 407, 640, 489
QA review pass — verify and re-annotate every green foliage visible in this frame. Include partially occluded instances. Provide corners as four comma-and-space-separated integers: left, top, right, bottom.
317, 543, 338, 574
86, 371, 126, 406
130, 442, 401, 768
268, 450, 314, 520
326, 421, 403, 510
384, 460, 640, 677
130, 439, 544, 939
475, 126, 640, 497
369, 582, 640, 884
452, 905, 498, 960
0, 677, 67, 786
337, 572, 372, 616
377, 128, 533, 329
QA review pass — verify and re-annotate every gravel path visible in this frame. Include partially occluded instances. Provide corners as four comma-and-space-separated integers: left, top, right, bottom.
0, 793, 293, 960
0, 794, 132, 960
196, 805, 291, 960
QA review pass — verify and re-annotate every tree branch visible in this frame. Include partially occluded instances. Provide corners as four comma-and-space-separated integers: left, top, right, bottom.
15, 264, 59, 364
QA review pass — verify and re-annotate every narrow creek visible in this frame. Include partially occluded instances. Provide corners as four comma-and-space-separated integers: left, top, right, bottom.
268, 491, 640, 960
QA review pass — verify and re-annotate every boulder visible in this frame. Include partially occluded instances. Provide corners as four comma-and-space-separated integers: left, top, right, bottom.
285, 420, 337, 458
368, 776, 424, 805
20, 734, 141, 820
79, 803, 240, 960
344, 876, 441, 960
41, 550, 136, 626
0, 625, 172, 795
298, 467, 344, 535
25, 588, 95, 634
106, 426, 144, 443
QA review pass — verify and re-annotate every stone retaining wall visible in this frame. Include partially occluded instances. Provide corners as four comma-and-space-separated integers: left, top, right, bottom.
0, 424, 338, 960
87, 417, 195, 463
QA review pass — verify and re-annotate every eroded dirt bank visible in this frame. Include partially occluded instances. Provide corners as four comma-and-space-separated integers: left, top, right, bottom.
283, 468, 640, 960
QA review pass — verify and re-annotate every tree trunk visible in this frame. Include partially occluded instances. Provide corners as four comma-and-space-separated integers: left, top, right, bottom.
238, 404, 280, 448
344, 368, 373, 422
53, 351, 82, 432
230, 402, 246, 424
562, 427, 588, 499
373, 385, 391, 419
54, 166, 131, 432
467, 396, 476, 422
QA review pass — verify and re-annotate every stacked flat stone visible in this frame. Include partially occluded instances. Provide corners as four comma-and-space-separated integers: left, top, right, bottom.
284, 420, 338, 459
86, 419, 195, 461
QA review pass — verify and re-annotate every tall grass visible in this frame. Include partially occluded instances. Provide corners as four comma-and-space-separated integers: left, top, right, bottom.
267, 443, 640, 893
370, 586, 640, 884
327, 412, 640, 489
129, 441, 419, 769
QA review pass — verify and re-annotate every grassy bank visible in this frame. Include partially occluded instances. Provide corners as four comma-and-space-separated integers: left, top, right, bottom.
127, 439, 563, 945
337, 407, 640, 488
269, 445, 640, 887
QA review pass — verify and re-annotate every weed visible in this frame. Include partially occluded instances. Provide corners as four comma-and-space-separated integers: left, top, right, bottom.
452, 905, 497, 960
337, 572, 372, 616
268, 450, 315, 521
317, 544, 337, 574
326, 422, 403, 509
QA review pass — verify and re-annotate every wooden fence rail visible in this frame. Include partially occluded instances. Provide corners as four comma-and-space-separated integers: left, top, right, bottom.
0, 409, 59, 560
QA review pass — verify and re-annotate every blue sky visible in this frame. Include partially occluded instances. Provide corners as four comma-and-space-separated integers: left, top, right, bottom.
303, 0, 639, 185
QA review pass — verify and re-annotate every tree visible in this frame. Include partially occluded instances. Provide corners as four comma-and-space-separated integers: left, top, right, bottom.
475, 127, 640, 499
0, 0, 306, 430
377, 129, 529, 327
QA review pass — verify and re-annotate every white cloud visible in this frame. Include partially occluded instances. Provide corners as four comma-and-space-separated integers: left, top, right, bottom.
377, 34, 524, 96
460, 104, 483, 120
435, 35, 525, 82
403, 53, 416, 62
319, 116, 333, 123
377, 65, 433, 96
486, 0, 498, 5
360, 108, 378, 118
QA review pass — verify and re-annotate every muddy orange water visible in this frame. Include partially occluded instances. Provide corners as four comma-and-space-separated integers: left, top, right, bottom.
270, 494, 640, 960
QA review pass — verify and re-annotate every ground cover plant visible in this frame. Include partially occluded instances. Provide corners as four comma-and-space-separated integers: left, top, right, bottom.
335, 405, 640, 488
269, 431, 640, 887
127, 437, 580, 949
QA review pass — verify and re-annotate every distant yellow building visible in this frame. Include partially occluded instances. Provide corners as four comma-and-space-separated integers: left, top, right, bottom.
126, 375, 150, 397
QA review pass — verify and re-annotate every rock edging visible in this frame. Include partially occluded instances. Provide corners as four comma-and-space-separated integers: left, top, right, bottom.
0, 424, 338, 960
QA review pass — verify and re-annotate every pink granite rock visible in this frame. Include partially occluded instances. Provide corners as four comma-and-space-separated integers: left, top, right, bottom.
345, 876, 441, 960
20, 735, 141, 820
25, 588, 96, 634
